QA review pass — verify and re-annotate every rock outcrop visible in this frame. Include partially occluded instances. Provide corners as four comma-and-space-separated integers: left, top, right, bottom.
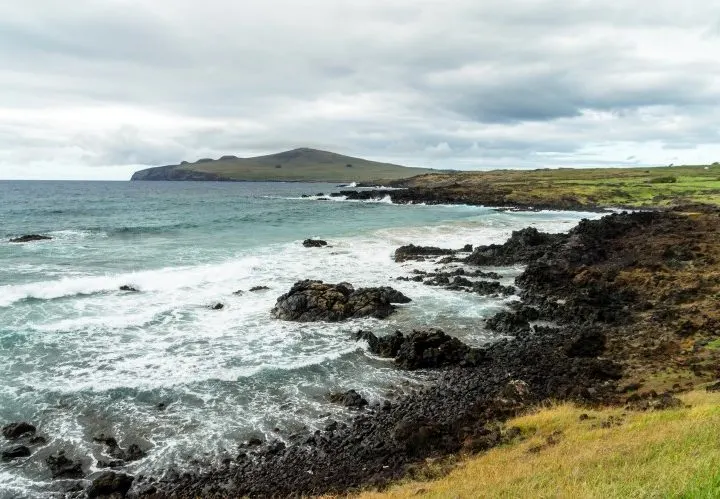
357, 329, 487, 370
1, 445, 31, 462
87, 471, 135, 498
271, 281, 411, 322
46, 451, 84, 479
2, 422, 36, 440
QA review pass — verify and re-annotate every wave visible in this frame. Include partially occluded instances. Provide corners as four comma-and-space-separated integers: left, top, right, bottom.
0, 275, 135, 308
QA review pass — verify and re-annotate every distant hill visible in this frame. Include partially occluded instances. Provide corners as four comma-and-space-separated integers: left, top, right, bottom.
130, 148, 439, 183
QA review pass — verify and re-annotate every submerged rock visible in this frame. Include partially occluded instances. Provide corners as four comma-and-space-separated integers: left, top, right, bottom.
271, 280, 411, 322
87, 471, 134, 498
2, 422, 36, 440
210, 303, 225, 310
119, 285, 140, 292
9, 234, 52, 243
250, 286, 270, 292
303, 239, 328, 248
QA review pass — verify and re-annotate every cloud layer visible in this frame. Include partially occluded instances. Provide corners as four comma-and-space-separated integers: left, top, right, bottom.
2, 0, 720, 179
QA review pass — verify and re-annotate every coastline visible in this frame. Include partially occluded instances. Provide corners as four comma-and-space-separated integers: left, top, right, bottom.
3, 182, 718, 498
133, 203, 720, 497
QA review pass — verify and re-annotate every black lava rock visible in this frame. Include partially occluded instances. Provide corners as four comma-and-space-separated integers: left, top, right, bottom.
87, 471, 134, 498
271, 280, 411, 322
46, 451, 84, 479
1, 445, 31, 462
303, 239, 328, 248
9, 234, 52, 243
2, 422, 36, 440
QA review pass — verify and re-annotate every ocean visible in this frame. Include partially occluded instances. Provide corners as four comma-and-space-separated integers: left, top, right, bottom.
0, 180, 599, 496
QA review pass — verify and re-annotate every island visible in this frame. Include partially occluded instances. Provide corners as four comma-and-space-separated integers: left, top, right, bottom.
130, 147, 439, 183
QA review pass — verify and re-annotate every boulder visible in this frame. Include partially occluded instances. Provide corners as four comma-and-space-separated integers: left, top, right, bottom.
93, 433, 119, 448
1, 445, 31, 462
271, 280, 411, 322
110, 443, 146, 463
46, 451, 84, 479
9, 235, 52, 243
356, 330, 404, 358
210, 303, 225, 310
357, 329, 486, 370
329, 390, 368, 408
303, 239, 328, 248
87, 471, 134, 498
2, 422, 36, 440
250, 286, 270, 292
394, 244, 454, 262
119, 285, 139, 292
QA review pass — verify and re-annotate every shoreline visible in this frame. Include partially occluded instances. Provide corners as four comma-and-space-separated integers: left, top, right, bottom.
3, 199, 718, 497
133, 204, 720, 497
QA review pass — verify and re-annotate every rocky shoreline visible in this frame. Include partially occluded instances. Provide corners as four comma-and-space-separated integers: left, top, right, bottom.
127, 205, 720, 498
330, 187, 612, 212
5, 204, 718, 498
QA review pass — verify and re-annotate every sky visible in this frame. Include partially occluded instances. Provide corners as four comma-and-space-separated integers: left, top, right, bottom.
1, 1, 720, 180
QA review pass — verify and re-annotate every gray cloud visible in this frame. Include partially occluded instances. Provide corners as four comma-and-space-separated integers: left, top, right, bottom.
1, 0, 720, 179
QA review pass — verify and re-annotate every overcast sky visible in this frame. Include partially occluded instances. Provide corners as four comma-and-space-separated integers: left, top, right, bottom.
2, 0, 720, 179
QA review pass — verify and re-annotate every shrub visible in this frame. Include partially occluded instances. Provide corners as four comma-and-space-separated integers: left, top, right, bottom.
275, 164, 282, 169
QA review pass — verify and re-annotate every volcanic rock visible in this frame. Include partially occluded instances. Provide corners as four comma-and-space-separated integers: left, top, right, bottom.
329, 390, 368, 408
46, 450, 84, 479
1, 445, 31, 462
466, 227, 565, 266
9, 234, 52, 243
87, 471, 134, 498
2, 422, 36, 440
303, 239, 328, 248
394, 244, 454, 262
271, 280, 411, 322
357, 329, 486, 370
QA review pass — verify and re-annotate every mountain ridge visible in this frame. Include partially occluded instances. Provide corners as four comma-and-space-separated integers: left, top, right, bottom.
130, 148, 439, 182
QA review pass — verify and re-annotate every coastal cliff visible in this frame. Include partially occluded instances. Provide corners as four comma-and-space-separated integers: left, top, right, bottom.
130, 165, 230, 181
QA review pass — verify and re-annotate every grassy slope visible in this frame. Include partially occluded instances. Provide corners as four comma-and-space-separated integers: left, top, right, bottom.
396, 164, 720, 208
358, 389, 720, 499
179, 148, 438, 182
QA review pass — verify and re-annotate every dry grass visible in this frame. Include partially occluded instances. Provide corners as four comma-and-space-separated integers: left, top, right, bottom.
356, 390, 720, 499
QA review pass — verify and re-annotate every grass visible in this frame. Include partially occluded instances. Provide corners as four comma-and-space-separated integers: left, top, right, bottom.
398, 164, 720, 208
706, 338, 720, 350
357, 390, 720, 499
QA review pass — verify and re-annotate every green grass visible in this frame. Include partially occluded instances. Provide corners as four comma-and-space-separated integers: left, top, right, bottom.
706, 338, 720, 350
356, 390, 720, 499
400, 164, 720, 208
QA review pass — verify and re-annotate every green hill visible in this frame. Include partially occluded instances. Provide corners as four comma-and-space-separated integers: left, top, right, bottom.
130, 148, 439, 183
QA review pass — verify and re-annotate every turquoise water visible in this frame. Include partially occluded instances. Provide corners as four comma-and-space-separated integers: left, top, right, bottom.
0, 181, 598, 496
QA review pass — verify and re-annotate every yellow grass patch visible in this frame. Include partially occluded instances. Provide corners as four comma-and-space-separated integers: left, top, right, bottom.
357, 390, 720, 499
